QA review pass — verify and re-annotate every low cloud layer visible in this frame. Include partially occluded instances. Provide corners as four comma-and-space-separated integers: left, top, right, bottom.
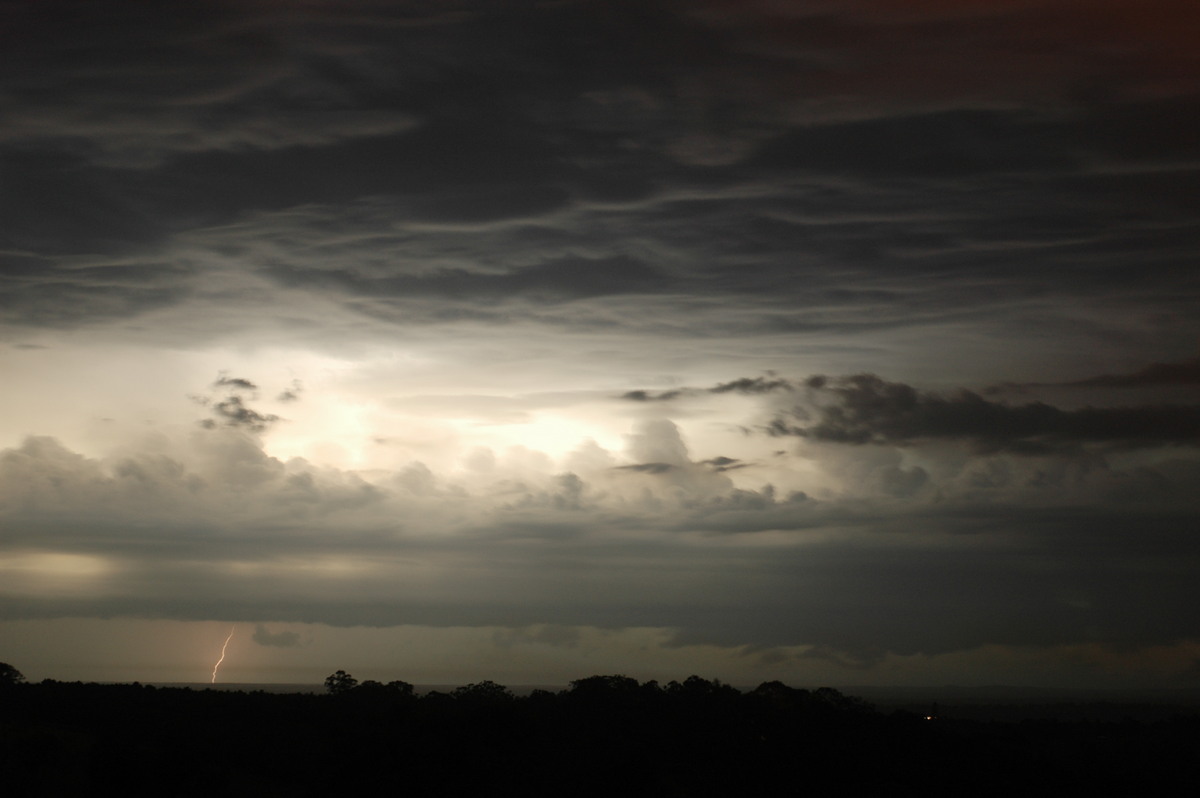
770, 374, 1200, 454
253, 624, 303, 649
3, 371, 1198, 667
990, 357, 1200, 392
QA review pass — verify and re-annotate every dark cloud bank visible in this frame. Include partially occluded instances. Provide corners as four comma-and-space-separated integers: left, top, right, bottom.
773, 374, 1200, 455
0, 0, 1196, 363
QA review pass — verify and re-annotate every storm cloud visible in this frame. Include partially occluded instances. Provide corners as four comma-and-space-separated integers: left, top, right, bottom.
770, 374, 1200, 454
2, 0, 1198, 687
2, 0, 1196, 352
2, 415, 1197, 665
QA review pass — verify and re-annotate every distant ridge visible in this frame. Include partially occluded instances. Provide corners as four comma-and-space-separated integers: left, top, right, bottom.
146, 682, 569, 696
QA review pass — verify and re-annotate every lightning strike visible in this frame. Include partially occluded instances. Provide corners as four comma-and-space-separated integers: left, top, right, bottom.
211, 626, 235, 684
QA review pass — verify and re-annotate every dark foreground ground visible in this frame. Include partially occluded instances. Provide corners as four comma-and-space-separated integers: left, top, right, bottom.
3, 676, 1199, 797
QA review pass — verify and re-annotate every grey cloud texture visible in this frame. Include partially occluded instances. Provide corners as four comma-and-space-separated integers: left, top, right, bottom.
207, 396, 280, 433
1, 1, 421, 166
193, 374, 282, 433
0, 0, 1195, 367
622, 375, 794, 402
215, 375, 258, 391
770, 374, 1200, 454
1069, 358, 1200, 388
711, 376, 793, 395
3, 392, 1198, 664
277, 380, 303, 402
1030, 357, 1200, 390
253, 624, 303, 649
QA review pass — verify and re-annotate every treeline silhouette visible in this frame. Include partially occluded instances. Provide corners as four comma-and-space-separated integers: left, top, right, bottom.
3, 668, 1198, 796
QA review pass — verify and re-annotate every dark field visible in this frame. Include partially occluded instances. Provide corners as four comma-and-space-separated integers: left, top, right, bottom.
4, 676, 1199, 796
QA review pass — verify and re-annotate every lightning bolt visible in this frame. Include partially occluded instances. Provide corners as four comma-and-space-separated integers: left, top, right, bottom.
211, 626, 235, 684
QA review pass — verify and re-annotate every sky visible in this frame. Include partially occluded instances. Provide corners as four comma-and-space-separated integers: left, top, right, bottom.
2, 0, 1199, 689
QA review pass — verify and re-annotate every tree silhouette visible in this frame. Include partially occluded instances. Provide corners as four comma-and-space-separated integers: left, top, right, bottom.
353, 678, 415, 700
568, 674, 641, 696
451, 680, 513, 702
385, 680, 415, 697
324, 669, 358, 694
0, 661, 25, 686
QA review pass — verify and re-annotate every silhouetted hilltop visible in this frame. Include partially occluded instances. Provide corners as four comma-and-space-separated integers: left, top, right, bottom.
3, 673, 1198, 796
